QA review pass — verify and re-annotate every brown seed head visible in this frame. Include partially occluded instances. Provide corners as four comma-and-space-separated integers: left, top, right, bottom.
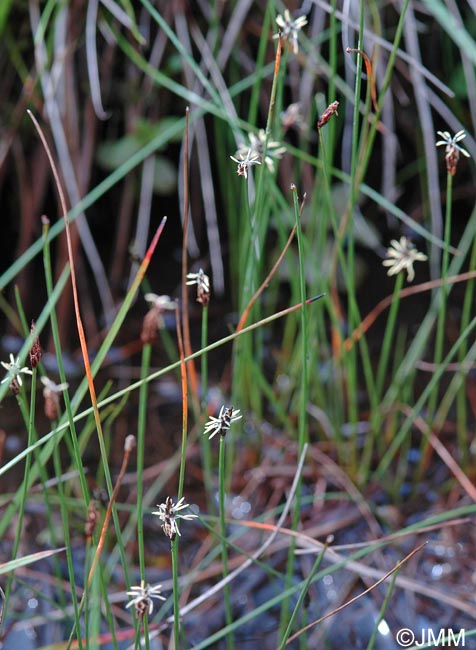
43, 389, 60, 420
141, 308, 159, 344
85, 500, 100, 539
29, 321, 42, 369
317, 101, 339, 129
445, 147, 460, 176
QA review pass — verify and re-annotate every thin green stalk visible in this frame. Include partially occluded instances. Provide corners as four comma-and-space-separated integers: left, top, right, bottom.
279, 187, 309, 635
177, 314, 189, 502
41, 219, 87, 646
456, 237, 476, 468
41, 219, 89, 501
219, 436, 234, 650
292, 185, 310, 452
327, 0, 338, 155
377, 310, 476, 477
171, 537, 180, 650
366, 570, 399, 650
418, 171, 453, 474
316, 128, 376, 478
344, 0, 366, 475
3, 378, 35, 618
363, 272, 405, 476
137, 343, 152, 650
278, 539, 330, 649
13, 294, 67, 608
99, 561, 119, 650
199, 306, 213, 505
248, 1, 273, 126
375, 273, 405, 397
53, 433, 83, 649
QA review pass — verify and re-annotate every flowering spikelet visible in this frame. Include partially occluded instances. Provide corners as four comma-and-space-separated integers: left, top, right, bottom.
85, 500, 100, 540
273, 9, 308, 54
230, 149, 261, 180
125, 580, 166, 620
280, 103, 304, 131
382, 237, 428, 282
317, 101, 339, 129
41, 376, 69, 420
186, 269, 211, 306
152, 496, 198, 541
203, 405, 242, 440
1, 354, 33, 394
234, 130, 286, 174
141, 294, 176, 344
435, 130, 471, 176
29, 321, 42, 369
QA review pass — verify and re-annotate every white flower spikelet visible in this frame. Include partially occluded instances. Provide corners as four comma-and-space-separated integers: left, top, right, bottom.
1, 354, 33, 390
204, 405, 242, 440
40, 376, 69, 393
230, 149, 261, 180
273, 9, 308, 54
234, 130, 286, 175
125, 580, 166, 619
435, 130, 470, 157
436, 130, 471, 176
186, 269, 211, 305
144, 294, 176, 311
152, 496, 198, 540
382, 237, 428, 282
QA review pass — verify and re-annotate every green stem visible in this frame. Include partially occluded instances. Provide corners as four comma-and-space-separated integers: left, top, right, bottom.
456, 237, 476, 469
171, 537, 180, 649
137, 343, 152, 649
278, 540, 330, 649
200, 306, 213, 506
418, 171, 453, 474
3, 379, 35, 620
219, 436, 234, 650
279, 186, 309, 634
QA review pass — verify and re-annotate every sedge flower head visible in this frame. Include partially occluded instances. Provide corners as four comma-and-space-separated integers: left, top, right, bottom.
1, 354, 33, 393
230, 149, 261, 180
41, 376, 69, 420
273, 9, 308, 54
280, 102, 304, 131
234, 130, 286, 174
144, 294, 176, 311
382, 237, 427, 282
141, 294, 176, 343
204, 405, 242, 440
435, 130, 471, 176
125, 580, 166, 620
186, 269, 211, 306
152, 496, 198, 541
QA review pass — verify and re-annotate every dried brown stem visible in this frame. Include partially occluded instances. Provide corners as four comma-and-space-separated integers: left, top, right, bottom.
180, 107, 199, 409
286, 541, 427, 644
86, 436, 136, 587
344, 270, 476, 352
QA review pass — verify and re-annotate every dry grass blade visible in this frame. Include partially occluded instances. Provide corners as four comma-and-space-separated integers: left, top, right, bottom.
285, 541, 428, 645
86, 436, 136, 588
27, 111, 103, 424
180, 107, 199, 408
176, 301, 189, 499
400, 406, 476, 502
236, 223, 297, 333
346, 47, 378, 112
345, 270, 476, 351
